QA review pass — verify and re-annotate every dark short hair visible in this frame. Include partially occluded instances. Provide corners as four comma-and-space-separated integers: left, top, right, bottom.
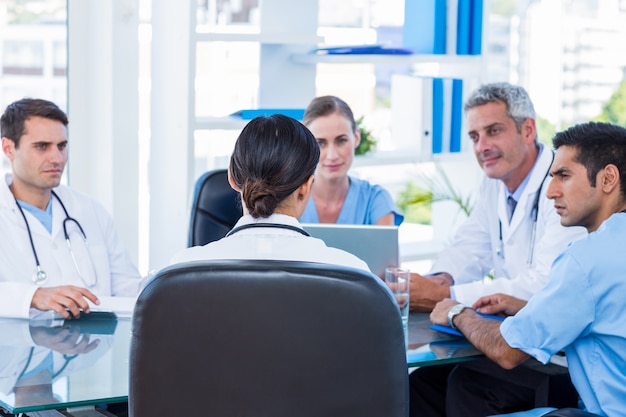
552, 121, 626, 200
464, 82, 537, 142
303, 95, 357, 133
1, 98, 68, 148
229, 114, 320, 218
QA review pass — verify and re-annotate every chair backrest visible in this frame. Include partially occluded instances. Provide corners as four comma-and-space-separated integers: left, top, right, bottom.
188, 169, 241, 247
129, 260, 409, 417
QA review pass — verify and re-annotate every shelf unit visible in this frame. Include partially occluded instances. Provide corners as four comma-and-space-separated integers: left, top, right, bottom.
192, 51, 483, 132
188, 0, 486, 148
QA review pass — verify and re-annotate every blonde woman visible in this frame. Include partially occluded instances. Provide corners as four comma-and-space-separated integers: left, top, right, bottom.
300, 96, 403, 225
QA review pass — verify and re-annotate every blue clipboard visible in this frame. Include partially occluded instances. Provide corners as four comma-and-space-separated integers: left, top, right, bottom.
430, 312, 505, 337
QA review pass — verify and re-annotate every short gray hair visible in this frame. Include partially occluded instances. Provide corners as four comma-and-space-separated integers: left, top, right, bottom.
464, 82, 536, 141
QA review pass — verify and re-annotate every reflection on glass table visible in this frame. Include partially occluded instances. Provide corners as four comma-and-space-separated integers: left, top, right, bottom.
0, 315, 129, 415
0, 312, 484, 414
406, 312, 483, 367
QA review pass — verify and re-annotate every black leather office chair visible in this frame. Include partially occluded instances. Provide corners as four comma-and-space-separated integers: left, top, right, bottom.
129, 260, 409, 417
188, 169, 242, 247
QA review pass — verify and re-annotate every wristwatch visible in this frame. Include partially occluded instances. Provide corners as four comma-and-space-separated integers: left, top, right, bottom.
447, 304, 468, 331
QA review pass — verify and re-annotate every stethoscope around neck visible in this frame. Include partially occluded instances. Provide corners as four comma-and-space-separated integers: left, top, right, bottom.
14, 190, 98, 287
226, 222, 311, 237
496, 152, 553, 266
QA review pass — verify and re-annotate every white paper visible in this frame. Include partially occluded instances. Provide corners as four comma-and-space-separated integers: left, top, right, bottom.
88, 296, 137, 318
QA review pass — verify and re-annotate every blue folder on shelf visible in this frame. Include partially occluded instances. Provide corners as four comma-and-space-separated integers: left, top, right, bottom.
311, 45, 413, 55
430, 312, 506, 337
231, 108, 305, 120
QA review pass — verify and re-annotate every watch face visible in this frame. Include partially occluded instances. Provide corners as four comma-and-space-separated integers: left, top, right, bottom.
448, 304, 467, 330
450, 304, 465, 315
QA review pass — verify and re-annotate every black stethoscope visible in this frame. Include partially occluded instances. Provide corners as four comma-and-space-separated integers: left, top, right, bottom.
226, 222, 311, 237
14, 190, 97, 287
496, 151, 554, 266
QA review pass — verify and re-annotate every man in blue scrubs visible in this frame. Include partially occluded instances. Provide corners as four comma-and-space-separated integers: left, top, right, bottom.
430, 121, 626, 417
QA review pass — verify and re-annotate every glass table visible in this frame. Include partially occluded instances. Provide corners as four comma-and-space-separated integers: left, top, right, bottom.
0, 317, 131, 416
406, 312, 483, 367
0, 312, 480, 415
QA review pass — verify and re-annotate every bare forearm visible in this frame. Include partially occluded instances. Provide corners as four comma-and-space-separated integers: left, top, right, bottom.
453, 309, 530, 369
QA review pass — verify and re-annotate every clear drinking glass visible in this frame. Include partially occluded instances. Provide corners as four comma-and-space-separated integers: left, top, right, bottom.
384, 267, 410, 333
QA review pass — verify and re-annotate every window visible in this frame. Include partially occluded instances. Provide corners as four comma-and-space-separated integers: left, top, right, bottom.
0, 0, 67, 177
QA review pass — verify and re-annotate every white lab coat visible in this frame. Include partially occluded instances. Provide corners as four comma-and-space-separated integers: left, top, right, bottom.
431, 146, 587, 305
0, 174, 143, 319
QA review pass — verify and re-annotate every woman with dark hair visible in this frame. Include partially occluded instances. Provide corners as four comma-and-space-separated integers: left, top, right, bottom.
171, 114, 369, 270
300, 95, 403, 225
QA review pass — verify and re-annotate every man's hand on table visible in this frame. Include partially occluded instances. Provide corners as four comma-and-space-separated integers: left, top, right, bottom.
409, 272, 452, 312
472, 293, 527, 317
31, 286, 100, 319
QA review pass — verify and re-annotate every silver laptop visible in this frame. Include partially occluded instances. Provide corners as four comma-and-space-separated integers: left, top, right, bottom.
301, 223, 400, 278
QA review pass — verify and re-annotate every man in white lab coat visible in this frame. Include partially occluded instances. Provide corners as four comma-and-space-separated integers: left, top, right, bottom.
0, 98, 143, 319
410, 82, 586, 310
409, 83, 587, 417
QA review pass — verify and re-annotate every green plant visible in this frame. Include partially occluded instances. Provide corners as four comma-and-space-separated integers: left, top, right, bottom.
396, 182, 434, 224
594, 79, 626, 127
397, 163, 474, 224
355, 116, 376, 156
536, 115, 557, 146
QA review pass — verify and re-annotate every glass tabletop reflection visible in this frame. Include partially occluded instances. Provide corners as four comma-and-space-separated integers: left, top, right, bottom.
406, 312, 483, 367
0, 311, 483, 414
0, 315, 130, 414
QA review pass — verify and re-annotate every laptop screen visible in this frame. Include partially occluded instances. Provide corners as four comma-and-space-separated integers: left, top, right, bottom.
301, 223, 399, 278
